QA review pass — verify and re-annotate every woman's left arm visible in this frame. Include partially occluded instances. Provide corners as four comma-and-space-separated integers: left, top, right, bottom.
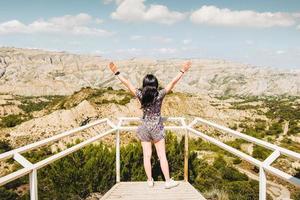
108, 62, 137, 96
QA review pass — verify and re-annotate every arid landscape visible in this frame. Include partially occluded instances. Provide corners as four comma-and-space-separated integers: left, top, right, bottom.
0, 48, 299, 199
1, 47, 300, 97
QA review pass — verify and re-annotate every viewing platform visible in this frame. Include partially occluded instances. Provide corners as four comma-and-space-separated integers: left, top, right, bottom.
0, 116, 299, 200
100, 181, 206, 200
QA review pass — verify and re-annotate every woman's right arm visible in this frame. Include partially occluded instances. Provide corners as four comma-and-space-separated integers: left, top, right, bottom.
165, 61, 192, 94
108, 62, 137, 96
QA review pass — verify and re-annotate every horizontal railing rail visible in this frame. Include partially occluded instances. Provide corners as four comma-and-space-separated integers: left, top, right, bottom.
0, 116, 299, 200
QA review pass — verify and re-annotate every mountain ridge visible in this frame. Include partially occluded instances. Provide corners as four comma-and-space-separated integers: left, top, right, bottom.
0, 47, 299, 96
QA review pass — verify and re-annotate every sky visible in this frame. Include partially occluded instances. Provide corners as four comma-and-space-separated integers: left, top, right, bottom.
0, 0, 300, 68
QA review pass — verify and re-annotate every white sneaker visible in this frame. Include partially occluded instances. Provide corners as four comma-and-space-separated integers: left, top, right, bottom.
165, 178, 179, 189
147, 178, 154, 187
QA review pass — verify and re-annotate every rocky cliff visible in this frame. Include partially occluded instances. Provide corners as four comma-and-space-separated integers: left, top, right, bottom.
0, 47, 299, 96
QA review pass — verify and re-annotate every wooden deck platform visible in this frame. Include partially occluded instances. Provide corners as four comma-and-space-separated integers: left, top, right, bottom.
100, 181, 206, 200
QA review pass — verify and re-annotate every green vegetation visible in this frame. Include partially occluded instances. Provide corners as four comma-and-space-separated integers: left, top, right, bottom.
0, 95, 65, 128
243, 124, 266, 139
190, 155, 258, 200
19, 100, 49, 113
0, 132, 261, 200
0, 88, 133, 128
0, 188, 18, 200
266, 122, 283, 136
0, 114, 29, 128
16, 95, 65, 113
280, 138, 300, 153
292, 169, 300, 199
91, 88, 132, 106
56, 87, 132, 109
0, 139, 12, 153
288, 120, 300, 135
264, 98, 300, 121
233, 157, 242, 164
252, 146, 272, 160
95, 96, 131, 106
237, 118, 282, 139
1, 92, 299, 199
229, 96, 299, 135
225, 139, 245, 150
230, 104, 258, 110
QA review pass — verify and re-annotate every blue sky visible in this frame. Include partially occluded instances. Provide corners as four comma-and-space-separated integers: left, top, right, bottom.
0, 0, 300, 68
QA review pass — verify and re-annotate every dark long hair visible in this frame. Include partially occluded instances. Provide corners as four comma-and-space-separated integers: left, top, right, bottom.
140, 74, 159, 108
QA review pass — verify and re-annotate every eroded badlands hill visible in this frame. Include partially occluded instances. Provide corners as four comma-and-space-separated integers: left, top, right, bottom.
0, 47, 299, 96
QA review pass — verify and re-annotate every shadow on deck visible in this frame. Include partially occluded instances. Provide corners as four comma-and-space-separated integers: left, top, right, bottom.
100, 181, 206, 200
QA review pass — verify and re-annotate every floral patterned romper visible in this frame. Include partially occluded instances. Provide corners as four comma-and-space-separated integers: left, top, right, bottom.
135, 88, 167, 142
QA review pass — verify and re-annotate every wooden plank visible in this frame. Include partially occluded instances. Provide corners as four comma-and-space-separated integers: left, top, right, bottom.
100, 181, 206, 200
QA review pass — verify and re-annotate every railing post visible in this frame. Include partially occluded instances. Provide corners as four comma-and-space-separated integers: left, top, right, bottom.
116, 129, 120, 183
259, 167, 266, 200
29, 169, 38, 200
184, 127, 189, 182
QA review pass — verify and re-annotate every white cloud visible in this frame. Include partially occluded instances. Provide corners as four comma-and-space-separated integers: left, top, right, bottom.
129, 35, 172, 43
155, 48, 177, 54
130, 35, 144, 40
115, 48, 141, 54
95, 18, 104, 24
103, 0, 124, 5
276, 50, 285, 55
0, 20, 28, 34
0, 13, 113, 36
190, 5, 297, 28
245, 40, 254, 45
293, 13, 300, 18
103, 0, 114, 4
151, 36, 172, 43
297, 24, 300, 30
182, 39, 191, 45
111, 0, 185, 25
93, 50, 111, 55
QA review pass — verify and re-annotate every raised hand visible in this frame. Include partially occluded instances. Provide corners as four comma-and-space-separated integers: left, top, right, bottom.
108, 62, 137, 96
108, 62, 118, 74
181, 61, 192, 72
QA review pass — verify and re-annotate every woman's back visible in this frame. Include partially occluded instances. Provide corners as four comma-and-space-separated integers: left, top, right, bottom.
136, 88, 167, 121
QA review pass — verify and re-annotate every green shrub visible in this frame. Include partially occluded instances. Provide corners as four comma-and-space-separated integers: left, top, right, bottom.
255, 122, 266, 132
0, 188, 18, 200
244, 127, 265, 139
233, 158, 242, 165
225, 180, 259, 200
292, 191, 300, 200
266, 122, 282, 136
222, 167, 248, 181
19, 100, 49, 113
288, 120, 300, 135
213, 155, 227, 169
0, 139, 12, 153
295, 168, 300, 179
226, 139, 245, 150
0, 114, 25, 128
229, 124, 238, 130
118, 96, 131, 105
252, 146, 272, 160
35, 143, 115, 199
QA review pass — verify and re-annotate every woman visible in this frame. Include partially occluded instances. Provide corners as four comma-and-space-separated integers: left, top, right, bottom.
108, 61, 192, 189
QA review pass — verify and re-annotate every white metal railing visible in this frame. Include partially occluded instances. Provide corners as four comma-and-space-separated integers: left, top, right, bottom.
0, 116, 299, 200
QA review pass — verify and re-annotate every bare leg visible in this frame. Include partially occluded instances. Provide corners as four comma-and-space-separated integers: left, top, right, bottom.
154, 139, 170, 181
141, 141, 152, 181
